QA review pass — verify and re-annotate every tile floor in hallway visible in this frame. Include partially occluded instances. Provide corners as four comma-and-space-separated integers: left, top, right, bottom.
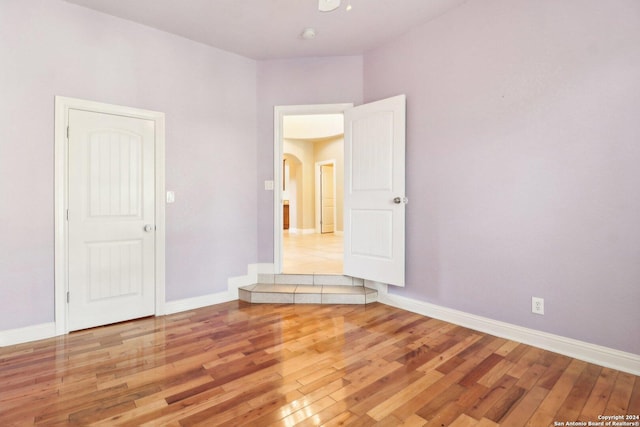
283, 231, 343, 274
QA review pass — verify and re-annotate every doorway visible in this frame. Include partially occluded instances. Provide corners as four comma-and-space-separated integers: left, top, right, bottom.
274, 95, 406, 283
274, 103, 352, 275
54, 97, 166, 334
282, 121, 342, 274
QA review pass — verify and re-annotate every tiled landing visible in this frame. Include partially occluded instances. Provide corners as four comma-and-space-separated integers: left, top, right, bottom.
240, 274, 377, 305
239, 283, 377, 305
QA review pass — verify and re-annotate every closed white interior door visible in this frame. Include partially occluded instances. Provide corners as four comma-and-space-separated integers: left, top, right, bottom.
321, 164, 335, 233
67, 109, 156, 331
344, 95, 406, 286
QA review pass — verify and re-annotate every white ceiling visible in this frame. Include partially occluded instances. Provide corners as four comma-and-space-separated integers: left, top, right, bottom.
64, 0, 468, 60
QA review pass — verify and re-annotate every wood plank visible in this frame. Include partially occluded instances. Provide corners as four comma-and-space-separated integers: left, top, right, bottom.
365, 369, 443, 421
449, 413, 482, 427
465, 374, 519, 420
554, 363, 601, 421
270, 395, 336, 426
425, 401, 466, 427
499, 385, 549, 426
527, 358, 587, 426
603, 370, 636, 415
481, 383, 525, 423
514, 363, 548, 390
579, 367, 619, 421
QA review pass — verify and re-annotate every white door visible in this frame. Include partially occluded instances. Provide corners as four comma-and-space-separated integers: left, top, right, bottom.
67, 109, 156, 331
321, 164, 335, 233
344, 95, 406, 286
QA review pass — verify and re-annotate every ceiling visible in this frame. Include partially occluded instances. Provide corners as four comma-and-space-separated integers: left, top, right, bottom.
64, 0, 468, 60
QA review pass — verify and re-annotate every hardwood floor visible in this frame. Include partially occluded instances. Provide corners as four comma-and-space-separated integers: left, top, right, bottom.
1, 301, 638, 426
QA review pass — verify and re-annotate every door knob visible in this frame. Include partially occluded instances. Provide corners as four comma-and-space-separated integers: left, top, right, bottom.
393, 197, 408, 204
144, 224, 154, 232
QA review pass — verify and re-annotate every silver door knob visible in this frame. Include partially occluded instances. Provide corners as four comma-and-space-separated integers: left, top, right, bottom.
144, 224, 154, 232
393, 197, 408, 204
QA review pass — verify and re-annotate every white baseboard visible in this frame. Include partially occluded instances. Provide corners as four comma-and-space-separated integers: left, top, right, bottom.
164, 263, 260, 315
228, 263, 259, 291
378, 291, 640, 376
0, 264, 262, 347
0, 322, 57, 347
164, 291, 235, 315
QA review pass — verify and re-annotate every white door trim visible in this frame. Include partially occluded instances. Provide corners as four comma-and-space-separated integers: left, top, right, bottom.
54, 96, 166, 335
273, 103, 352, 274
315, 159, 337, 233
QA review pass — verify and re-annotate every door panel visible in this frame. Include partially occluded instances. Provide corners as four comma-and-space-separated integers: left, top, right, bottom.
350, 210, 392, 258
88, 131, 142, 217
344, 95, 406, 286
351, 111, 394, 191
87, 240, 142, 299
68, 109, 155, 331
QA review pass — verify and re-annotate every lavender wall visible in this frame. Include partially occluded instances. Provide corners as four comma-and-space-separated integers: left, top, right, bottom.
0, 0, 257, 330
256, 57, 363, 261
364, 0, 640, 354
2, 0, 637, 358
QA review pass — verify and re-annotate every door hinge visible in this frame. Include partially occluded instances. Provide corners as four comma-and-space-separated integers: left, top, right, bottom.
66, 209, 69, 221
66, 126, 69, 139
66, 291, 70, 303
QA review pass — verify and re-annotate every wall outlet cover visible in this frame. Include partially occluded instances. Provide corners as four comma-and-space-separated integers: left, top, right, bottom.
532, 297, 544, 315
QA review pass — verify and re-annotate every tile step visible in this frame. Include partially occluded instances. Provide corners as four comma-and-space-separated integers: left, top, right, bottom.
239, 284, 377, 305
258, 274, 364, 286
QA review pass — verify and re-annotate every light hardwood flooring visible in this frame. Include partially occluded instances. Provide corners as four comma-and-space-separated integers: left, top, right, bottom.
283, 231, 343, 275
1, 301, 638, 426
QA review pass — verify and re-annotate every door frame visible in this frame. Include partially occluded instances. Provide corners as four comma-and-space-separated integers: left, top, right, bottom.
273, 103, 352, 274
315, 159, 337, 234
54, 96, 166, 335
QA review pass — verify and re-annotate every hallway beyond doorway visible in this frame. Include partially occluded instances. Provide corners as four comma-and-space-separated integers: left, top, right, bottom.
283, 231, 343, 274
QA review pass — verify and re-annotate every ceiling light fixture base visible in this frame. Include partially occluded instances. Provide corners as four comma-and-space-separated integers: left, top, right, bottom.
318, 0, 341, 12
301, 28, 317, 40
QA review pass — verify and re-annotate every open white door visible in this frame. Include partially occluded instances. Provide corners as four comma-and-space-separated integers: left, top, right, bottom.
67, 109, 156, 331
344, 95, 406, 286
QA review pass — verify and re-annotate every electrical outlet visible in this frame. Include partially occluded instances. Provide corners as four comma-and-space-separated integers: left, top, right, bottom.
532, 297, 544, 315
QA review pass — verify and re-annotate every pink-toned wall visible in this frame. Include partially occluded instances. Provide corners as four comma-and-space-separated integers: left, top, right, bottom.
364, 0, 640, 354
0, 0, 257, 330
256, 57, 363, 261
